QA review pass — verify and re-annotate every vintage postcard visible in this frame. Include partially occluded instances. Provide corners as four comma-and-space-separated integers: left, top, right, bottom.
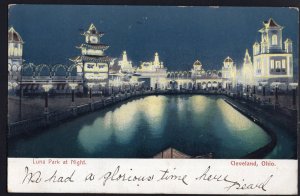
6, 3, 299, 195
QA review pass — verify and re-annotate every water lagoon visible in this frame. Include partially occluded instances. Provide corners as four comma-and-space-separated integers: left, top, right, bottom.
9, 95, 273, 158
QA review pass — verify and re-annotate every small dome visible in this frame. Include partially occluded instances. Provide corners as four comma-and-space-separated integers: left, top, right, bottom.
8, 27, 23, 43
193, 60, 202, 66
224, 56, 233, 63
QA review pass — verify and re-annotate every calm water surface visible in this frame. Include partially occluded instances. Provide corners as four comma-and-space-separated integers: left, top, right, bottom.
9, 95, 275, 158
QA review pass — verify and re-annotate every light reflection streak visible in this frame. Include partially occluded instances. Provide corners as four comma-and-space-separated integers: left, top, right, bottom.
140, 96, 167, 136
217, 99, 252, 131
112, 101, 139, 143
77, 117, 113, 154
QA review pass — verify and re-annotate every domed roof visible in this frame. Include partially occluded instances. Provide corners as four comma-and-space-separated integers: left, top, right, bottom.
8, 27, 23, 43
224, 56, 233, 63
193, 60, 202, 66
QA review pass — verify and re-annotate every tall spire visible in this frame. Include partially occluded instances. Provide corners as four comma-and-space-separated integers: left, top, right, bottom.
122, 51, 128, 62
154, 52, 159, 65
244, 49, 252, 64
89, 23, 97, 31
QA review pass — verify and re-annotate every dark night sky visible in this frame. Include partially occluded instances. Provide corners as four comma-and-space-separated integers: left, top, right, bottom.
9, 5, 299, 72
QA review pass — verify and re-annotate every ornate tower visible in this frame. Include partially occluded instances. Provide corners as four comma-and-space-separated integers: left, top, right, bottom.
253, 18, 293, 84
70, 23, 111, 91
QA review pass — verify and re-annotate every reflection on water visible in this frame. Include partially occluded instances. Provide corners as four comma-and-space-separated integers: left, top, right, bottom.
217, 99, 252, 131
140, 96, 167, 137
8, 95, 293, 158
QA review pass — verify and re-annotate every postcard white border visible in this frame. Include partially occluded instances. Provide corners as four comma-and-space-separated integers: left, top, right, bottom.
7, 158, 297, 194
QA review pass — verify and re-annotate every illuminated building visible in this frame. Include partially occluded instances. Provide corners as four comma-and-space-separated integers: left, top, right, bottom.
191, 60, 206, 78
252, 18, 293, 84
136, 52, 168, 89
221, 56, 237, 88
118, 51, 133, 73
70, 23, 111, 91
8, 27, 23, 86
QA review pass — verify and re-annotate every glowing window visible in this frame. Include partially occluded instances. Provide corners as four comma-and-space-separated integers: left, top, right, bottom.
272, 34, 278, 45
270, 60, 274, 69
282, 60, 286, 69
275, 61, 281, 69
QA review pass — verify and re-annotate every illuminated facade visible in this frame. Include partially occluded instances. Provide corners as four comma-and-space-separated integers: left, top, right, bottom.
8, 27, 23, 85
70, 23, 111, 88
137, 52, 165, 72
221, 56, 237, 87
118, 51, 133, 73
191, 60, 206, 78
252, 18, 293, 84
137, 52, 168, 89
167, 60, 222, 90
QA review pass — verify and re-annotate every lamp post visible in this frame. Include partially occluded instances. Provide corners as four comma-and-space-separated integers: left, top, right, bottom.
12, 82, 18, 92
237, 83, 241, 98
86, 82, 95, 102
260, 82, 268, 102
18, 63, 24, 121
18, 82, 23, 120
41, 84, 53, 114
289, 83, 298, 108
68, 83, 78, 106
227, 82, 231, 92
99, 82, 106, 100
271, 82, 281, 106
